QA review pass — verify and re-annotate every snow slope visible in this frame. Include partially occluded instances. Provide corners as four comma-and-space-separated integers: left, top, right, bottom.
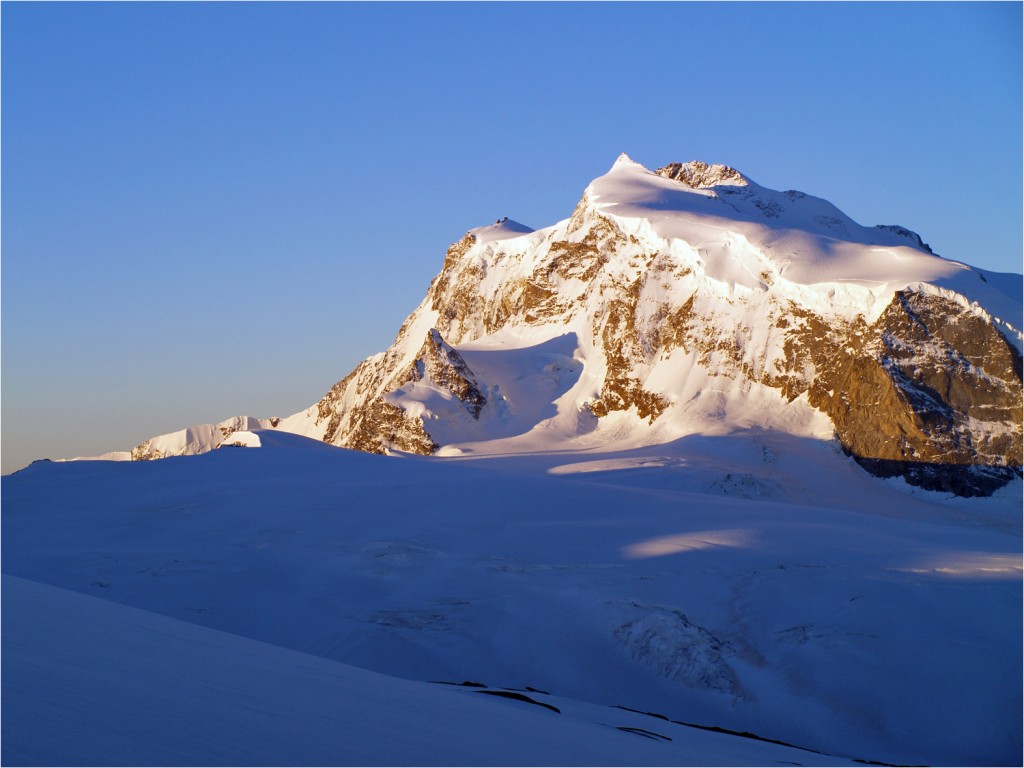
4, 430, 1020, 765
5, 575, 858, 767
468, 216, 536, 243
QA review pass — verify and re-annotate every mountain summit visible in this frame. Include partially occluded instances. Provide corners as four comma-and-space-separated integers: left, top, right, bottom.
122, 155, 1023, 495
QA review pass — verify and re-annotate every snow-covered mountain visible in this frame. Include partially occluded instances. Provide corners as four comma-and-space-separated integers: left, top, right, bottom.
95, 154, 1022, 495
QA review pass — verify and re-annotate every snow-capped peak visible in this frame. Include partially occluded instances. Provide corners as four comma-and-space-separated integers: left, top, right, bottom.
581, 154, 999, 312
467, 217, 535, 243
613, 151, 640, 167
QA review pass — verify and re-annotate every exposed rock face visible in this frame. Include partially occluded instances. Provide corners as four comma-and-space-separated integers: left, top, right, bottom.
749, 291, 1022, 495
315, 360, 438, 456
130, 440, 164, 462
310, 325, 487, 455
589, 273, 670, 423
430, 235, 486, 340
839, 292, 1022, 494
656, 161, 748, 189
405, 329, 486, 419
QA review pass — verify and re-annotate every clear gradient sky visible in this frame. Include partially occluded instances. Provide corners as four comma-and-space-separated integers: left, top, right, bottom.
3, 2, 1021, 473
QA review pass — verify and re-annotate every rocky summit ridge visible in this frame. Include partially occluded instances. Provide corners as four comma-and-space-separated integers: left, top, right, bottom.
102, 155, 1022, 496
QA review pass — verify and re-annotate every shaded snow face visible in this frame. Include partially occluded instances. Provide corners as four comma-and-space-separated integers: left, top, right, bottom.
4, 434, 1021, 765
6, 575, 871, 767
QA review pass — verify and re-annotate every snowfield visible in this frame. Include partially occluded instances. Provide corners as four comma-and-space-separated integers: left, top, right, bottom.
3, 430, 1021, 765
2, 575, 861, 767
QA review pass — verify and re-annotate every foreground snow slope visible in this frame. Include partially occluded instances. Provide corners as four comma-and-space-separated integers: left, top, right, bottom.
5, 576, 855, 767
5, 431, 1020, 765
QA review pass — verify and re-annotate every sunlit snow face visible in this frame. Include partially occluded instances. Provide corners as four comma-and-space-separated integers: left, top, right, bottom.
893, 552, 1023, 579
621, 529, 757, 559
585, 155, 975, 313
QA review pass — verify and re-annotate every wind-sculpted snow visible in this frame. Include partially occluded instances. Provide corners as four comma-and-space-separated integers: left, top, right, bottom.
4, 433, 1020, 764
594, 155, 965, 291
612, 603, 743, 700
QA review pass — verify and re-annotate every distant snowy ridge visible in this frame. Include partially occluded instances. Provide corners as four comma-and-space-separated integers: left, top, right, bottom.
60, 415, 281, 463
73, 154, 1023, 495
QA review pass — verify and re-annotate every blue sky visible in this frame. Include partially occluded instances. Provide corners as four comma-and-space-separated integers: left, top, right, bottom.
3, 2, 1021, 472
